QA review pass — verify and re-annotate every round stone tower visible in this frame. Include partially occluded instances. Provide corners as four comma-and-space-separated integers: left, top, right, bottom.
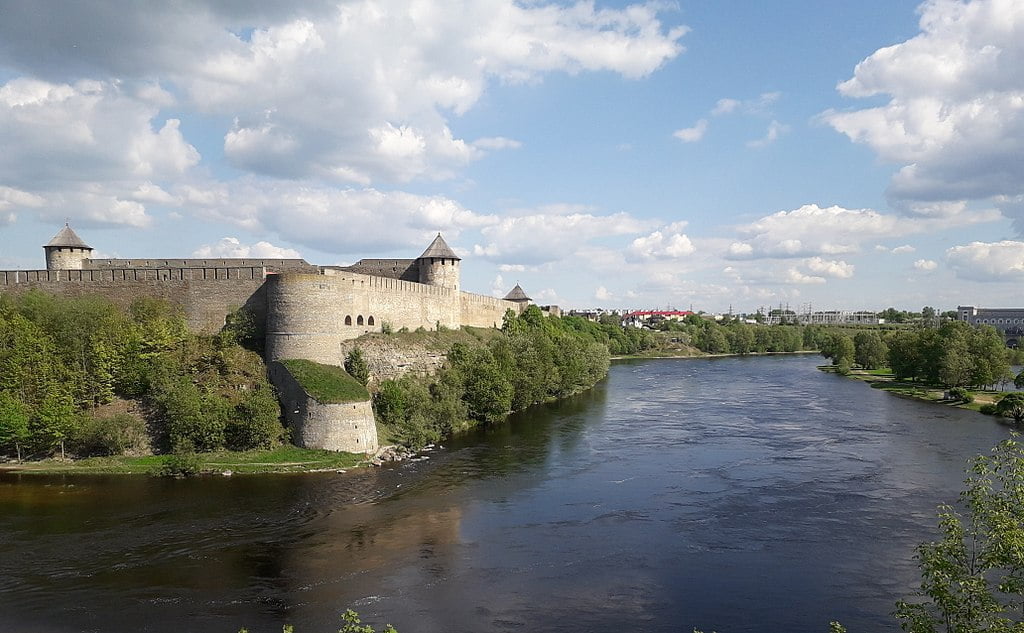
417, 233, 460, 291
44, 223, 93, 270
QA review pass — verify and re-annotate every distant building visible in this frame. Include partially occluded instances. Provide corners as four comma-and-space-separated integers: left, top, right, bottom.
623, 310, 694, 328
958, 306, 1024, 347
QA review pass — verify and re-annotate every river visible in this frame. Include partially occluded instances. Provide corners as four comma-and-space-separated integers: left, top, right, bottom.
0, 355, 1012, 633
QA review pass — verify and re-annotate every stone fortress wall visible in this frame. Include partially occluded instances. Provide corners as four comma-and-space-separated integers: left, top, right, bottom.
0, 266, 271, 332
264, 270, 514, 366
5, 226, 526, 452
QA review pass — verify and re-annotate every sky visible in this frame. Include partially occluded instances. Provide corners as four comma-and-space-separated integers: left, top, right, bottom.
1, 0, 1023, 314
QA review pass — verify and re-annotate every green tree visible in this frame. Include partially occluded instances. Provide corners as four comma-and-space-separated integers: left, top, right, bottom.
853, 331, 888, 370
896, 438, 1024, 632
0, 392, 31, 460
995, 393, 1024, 424
345, 347, 371, 386
1015, 370, 1024, 390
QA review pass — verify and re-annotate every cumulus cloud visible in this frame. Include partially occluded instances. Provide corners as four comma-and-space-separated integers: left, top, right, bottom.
595, 286, 614, 301
947, 240, 1024, 281
914, 258, 938, 271
627, 228, 696, 260
474, 210, 653, 266
784, 268, 826, 285
192, 237, 302, 259
727, 203, 996, 260
673, 119, 708, 142
0, 1, 684, 187
0, 78, 199, 227
181, 180, 496, 254
823, 0, 1024, 217
712, 92, 779, 116
804, 257, 854, 278
711, 98, 740, 116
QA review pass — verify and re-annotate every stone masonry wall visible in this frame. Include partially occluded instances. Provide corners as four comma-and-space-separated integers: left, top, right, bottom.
0, 267, 268, 333
338, 338, 448, 386
268, 361, 378, 453
265, 272, 517, 366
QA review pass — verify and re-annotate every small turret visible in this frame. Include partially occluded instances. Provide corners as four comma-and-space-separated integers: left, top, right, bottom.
417, 233, 460, 290
503, 284, 531, 309
44, 223, 93, 270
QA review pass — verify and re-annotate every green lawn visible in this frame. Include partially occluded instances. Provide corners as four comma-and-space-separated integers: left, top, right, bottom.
2, 445, 368, 475
280, 359, 370, 403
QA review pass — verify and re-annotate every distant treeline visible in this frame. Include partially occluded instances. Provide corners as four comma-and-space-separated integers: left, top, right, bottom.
373, 306, 613, 447
0, 291, 282, 460
653, 315, 823, 354
820, 320, 1017, 389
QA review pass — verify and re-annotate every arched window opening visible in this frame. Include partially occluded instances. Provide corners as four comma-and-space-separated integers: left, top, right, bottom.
345, 315, 352, 326
368, 316, 375, 326
357, 315, 364, 326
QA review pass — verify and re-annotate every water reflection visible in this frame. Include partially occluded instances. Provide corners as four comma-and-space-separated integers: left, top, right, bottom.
0, 356, 1013, 633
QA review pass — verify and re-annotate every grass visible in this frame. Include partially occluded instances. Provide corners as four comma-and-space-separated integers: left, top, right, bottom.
1, 445, 368, 475
280, 359, 370, 403
825, 365, 1013, 415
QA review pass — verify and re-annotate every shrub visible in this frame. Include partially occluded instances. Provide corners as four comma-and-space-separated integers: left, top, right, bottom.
156, 452, 202, 477
980, 403, 998, 415
344, 348, 371, 386
948, 387, 973, 403
71, 413, 148, 456
381, 321, 393, 335
225, 388, 284, 451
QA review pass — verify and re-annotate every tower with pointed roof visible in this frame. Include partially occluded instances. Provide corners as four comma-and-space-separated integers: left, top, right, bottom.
503, 284, 531, 308
416, 233, 460, 291
44, 223, 93, 270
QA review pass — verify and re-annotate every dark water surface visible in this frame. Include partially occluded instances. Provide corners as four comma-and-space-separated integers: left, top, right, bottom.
0, 356, 1012, 633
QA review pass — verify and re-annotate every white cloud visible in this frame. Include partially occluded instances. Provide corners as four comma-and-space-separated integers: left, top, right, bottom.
947, 240, 1024, 281
491, 274, 506, 298
181, 180, 496, 255
0, 78, 199, 227
892, 244, 916, 254
711, 92, 779, 116
711, 98, 740, 116
784, 268, 826, 285
472, 137, 523, 151
673, 119, 708, 143
627, 230, 696, 260
747, 120, 789, 148
595, 286, 614, 301
192, 237, 302, 259
474, 210, 653, 265
804, 257, 854, 278
914, 258, 938, 271
727, 203, 996, 260
823, 0, 1024, 216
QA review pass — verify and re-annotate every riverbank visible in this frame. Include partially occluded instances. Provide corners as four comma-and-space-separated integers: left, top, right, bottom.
818, 365, 1007, 414
613, 350, 820, 361
0, 445, 372, 475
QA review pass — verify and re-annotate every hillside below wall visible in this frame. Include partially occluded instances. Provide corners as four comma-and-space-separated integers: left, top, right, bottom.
268, 361, 378, 453
0, 268, 267, 333
338, 338, 448, 385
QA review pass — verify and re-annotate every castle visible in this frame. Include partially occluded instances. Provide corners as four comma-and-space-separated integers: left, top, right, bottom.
2, 225, 533, 453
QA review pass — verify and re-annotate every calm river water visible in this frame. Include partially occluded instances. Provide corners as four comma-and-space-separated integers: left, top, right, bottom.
0, 355, 1013, 633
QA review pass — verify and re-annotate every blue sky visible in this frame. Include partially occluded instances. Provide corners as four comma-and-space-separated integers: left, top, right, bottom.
1, 0, 1022, 313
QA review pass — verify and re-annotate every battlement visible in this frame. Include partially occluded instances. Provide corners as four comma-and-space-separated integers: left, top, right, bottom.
83, 258, 315, 273
1, 266, 268, 284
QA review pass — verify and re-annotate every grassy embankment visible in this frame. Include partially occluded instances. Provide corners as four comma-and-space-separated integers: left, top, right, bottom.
3, 445, 366, 475
820, 365, 1007, 412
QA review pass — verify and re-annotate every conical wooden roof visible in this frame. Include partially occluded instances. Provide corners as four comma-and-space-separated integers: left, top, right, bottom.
418, 233, 460, 260
45, 223, 92, 249
504, 284, 531, 302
